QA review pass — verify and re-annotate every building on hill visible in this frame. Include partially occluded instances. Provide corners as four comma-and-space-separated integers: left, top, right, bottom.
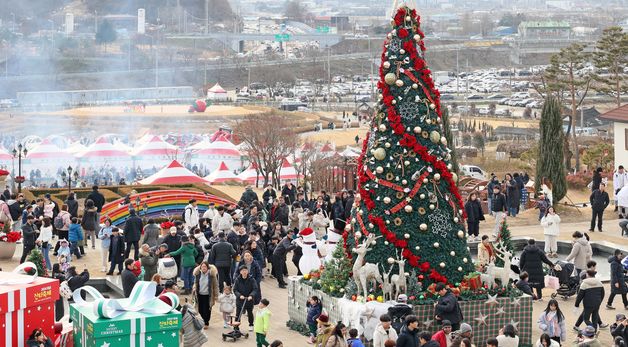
518, 21, 571, 40
600, 104, 628, 169
494, 126, 539, 141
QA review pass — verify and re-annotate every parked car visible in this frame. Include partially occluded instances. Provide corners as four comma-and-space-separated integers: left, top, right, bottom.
460, 165, 487, 180
466, 94, 484, 100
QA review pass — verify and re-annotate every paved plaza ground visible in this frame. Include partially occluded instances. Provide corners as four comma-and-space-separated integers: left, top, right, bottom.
2, 212, 626, 346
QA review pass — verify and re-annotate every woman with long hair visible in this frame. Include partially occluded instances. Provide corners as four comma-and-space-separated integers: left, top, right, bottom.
325, 322, 347, 347
464, 191, 485, 242
542, 177, 554, 205
496, 323, 520, 347
541, 207, 561, 258
537, 299, 566, 345
536, 333, 560, 347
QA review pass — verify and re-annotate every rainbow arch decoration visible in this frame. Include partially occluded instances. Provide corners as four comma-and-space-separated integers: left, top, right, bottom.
100, 189, 234, 226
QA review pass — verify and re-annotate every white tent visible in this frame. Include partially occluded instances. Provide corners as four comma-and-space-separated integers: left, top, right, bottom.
190, 135, 242, 172
132, 136, 180, 170
205, 162, 241, 184
207, 83, 228, 101
139, 160, 209, 185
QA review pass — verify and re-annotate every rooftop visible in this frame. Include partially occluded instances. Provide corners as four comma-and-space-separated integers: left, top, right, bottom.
599, 104, 628, 123
519, 21, 571, 29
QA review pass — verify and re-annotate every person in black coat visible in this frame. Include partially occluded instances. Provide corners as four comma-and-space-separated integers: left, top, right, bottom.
107, 227, 125, 275
591, 167, 603, 191
121, 259, 138, 298
123, 209, 143, 260
262, 185, 277, 209
270, 198, 289, 226
575, 270, 605, 330
396, 316, 420, 347
209, 232, 236, 292
388, 294, 414, 334
433, 284, 463, 331
20, 215, 38, 263
504, 173, 520, 217
66, 266, 89, 302
233, 265, 259, 329
344, 190, 355, 220
331, 193, 346, 231
519, 239, 555, 299
281, 182, 296, 205
607, 250, 628, 310
589, 183, 610, 232
64, 193, 79, 218
464, 192, 484, 240
272, 230, 296, 288
162, 228, 182, 279
240, 186, 259, 206
86, 185, 105, 215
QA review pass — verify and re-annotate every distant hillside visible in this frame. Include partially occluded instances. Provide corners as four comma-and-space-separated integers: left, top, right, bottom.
84, 0, 234, 21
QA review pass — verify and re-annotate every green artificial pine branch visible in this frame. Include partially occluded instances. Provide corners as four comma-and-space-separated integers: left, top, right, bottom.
319, 243, 353, 297
495, 219, 514, 268
26, 247, 48, 278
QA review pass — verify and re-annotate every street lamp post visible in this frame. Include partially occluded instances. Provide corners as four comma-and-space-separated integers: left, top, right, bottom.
12, 144, 27, 193
60, 166, 79, 196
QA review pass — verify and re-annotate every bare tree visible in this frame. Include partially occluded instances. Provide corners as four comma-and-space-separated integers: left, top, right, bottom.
235, 111, 299, 189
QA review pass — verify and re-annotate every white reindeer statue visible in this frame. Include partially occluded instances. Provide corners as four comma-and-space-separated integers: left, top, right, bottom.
389, 252, 407, 299
487, 240, 513, 287
352, 234, 383, 297
380, 264, 394, 302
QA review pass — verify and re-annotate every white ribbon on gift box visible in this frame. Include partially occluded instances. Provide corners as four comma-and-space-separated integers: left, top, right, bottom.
2, 262, 37, 347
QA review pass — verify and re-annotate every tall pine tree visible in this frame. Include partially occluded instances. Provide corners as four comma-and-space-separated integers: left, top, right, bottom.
593, 26, 627, 109
535, 96, 566, 203
347, 5, 474, 286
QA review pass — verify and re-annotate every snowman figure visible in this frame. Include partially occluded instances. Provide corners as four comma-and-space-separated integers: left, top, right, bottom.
324, 227, 343, 263
295, 228, 322, 275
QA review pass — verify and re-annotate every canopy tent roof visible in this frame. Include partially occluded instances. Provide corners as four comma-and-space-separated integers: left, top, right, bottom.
205, 162, 241, 184
132, 136, 179, 156
208, 83, 227, 94
193, 135, 241, 157
77, 137, 131, 159
238, 162, 264, 184
187, 138, 211, 151
25, 139, 73, 160
279, 158, 300, 181
0, 147, 13, 161
339, 146, 361, 158
139, 160, 210, 185
65, 142, 87, 155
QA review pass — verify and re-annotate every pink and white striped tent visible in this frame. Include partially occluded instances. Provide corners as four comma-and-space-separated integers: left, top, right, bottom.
77, 137, 131, 165
139, 160, 209, 185
279, 158, 300, 182
190, 135, 242, 172
206, 162, 241, 184
132, 136, 180, 170
238, 162, 265, 185
25, 139, 75, 169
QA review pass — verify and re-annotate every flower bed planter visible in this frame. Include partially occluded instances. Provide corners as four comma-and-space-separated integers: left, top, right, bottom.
0, 242, 17, 260
288, 277, 533, 347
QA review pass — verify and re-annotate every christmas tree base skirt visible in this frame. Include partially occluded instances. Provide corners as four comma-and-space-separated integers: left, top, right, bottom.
288, 278, 533, 347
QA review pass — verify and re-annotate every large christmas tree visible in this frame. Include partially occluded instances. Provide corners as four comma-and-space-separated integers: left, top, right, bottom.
347, 5, 474, 286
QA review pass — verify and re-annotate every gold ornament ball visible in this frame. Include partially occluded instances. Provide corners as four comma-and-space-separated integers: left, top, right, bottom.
441, 137, 447, 145
414, 34, 421, 41
399, 49, 406, 55
355, 231, 362, 239
387, 33, 392, 39
368, 223, 374, 229
384, 241, 389, 245
440, 262, 446, 268
463, 258, 468, 263
405, 15, 411, 21
383, 61, 391, 69
385, 73, 397, 85
413, 126, 421, 133
345, 225, 352, 231
447, 163, 453, 170
429, 103, 436, 109
425, 119, 432, 125
412, 83, 418, 89
420, 223, 428, 231
376, 166, 384, 174
457, 230, 465, 238
434, 242, 440, 248
430, 131, 440, 143
452, 173, 458, 182
404, 233, 410, 239
395, 79, 404, 87
423, 178, 429, 184
404, 160, 410, 166
383, 197, 391, 204
379, 124, 387, 132
402, 179, 408, 185
434, 173, 441, 181
387, 257, 395, 264
385, 142, 391, 148
392, 99, 397, 104
404, 205, 413, 213
373, 148, 386, 160
450, 251, 456, 256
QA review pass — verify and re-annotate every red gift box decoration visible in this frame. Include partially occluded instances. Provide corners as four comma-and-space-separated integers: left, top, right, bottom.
54, 322, 74, 347
0, 268, 60, 347
464, 273, 482, 290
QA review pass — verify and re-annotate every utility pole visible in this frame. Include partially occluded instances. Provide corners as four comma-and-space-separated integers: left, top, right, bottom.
205, 0, 209, 34
327, 46, 331, 111
128, 38, 132, 71
369, 37, 374, 100
94, 11, 98, 33
456, 49, 459, 95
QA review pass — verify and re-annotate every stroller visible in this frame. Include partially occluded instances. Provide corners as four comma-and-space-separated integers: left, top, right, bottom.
550, 261, 579, 300
222, 299, 250, 342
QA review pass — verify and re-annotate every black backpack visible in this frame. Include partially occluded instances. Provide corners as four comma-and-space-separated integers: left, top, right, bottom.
181, 207, 191, 221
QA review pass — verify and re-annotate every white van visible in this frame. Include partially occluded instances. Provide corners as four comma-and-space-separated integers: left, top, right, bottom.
461, 165, 487, 180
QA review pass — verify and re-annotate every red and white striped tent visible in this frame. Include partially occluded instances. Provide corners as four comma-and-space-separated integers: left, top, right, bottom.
139, 160, 209, 185
25, 139, 75, 169
132, 136, 179, 169
190, 135, 242, 172
205, 162, 241, 184
238, 162, 265, 185
279, 158, 300, 182
320, 142, 335, 157
77, 137, 131, 165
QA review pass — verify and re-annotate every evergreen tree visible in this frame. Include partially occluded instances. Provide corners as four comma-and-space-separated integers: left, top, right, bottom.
535, 96, 567, 203
441, 108, 459, 174
319, 243, 352, 297
494, 219, 514, 268
593, 26, 628, 108
96, 20, 117, 50
26, 247, 48, 278
473, 132, 485, 156
347, 5, 474, 287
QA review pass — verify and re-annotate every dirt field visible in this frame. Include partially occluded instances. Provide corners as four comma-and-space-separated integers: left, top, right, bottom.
42, 104, 260, 117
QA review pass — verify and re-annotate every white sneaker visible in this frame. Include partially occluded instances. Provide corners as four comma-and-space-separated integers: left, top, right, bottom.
248, 325, 253, 332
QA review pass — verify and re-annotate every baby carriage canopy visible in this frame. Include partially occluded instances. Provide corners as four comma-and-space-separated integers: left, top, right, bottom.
553, 260, 575, 284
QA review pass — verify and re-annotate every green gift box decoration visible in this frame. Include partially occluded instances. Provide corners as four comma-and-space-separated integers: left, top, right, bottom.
70, 282, 181, 347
